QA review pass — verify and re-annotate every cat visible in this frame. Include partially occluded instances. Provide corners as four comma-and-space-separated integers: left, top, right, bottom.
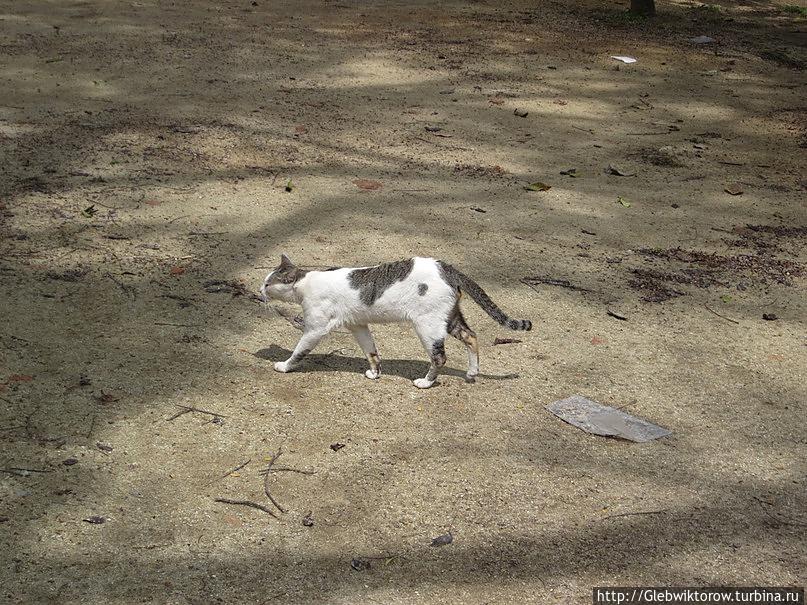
261, 254, 532, 389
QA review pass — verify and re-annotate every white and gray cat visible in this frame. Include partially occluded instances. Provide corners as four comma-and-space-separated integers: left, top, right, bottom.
261, 255, 532, 388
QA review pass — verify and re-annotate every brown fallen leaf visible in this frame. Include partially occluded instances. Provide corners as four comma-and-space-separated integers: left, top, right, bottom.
590, 336, 607, 345
524, 182, 551, 192
489, 96, 505, 105
353, 179, 382, 191
169, 266, 186, 276
294, 125, 308, 134
144, 199, 162, 207
8, 374, 34, 382
724, 183, 744, 195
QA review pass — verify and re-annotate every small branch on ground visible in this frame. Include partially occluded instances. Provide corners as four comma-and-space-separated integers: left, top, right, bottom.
214, 498, 278, 518
167, 405, 228, 422
704, 305, 739, 325
209, 459, 251, 485
601, 509, 667, 520
521, 276, 590, 293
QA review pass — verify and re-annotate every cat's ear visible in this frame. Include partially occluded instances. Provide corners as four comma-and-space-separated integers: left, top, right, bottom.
279, 253, 293, 268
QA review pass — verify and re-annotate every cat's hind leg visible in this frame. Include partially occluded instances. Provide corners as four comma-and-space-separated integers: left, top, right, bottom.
412, 319, 448, 389
350, 325, 382, 379
447, 307, 479, 383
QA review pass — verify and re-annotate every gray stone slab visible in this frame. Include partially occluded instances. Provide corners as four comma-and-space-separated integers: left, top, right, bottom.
546, 395, 671, 442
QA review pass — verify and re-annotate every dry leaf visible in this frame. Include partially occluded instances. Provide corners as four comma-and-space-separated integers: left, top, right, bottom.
169, 266, 186, 276
294, 125, 308, 134
590, 336, 607, 345
524, 182, 551, 192
724, 183, 743, 195
144, 199, 162, 207
8, 374, 34, 382
353, 179, 382, 191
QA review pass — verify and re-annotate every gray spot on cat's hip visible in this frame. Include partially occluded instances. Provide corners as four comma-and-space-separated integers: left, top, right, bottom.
348, 259, 415, 306
418, 283, 428, 296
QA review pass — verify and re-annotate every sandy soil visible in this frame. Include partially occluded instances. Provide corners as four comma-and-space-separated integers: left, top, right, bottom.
1, 0, 805, 603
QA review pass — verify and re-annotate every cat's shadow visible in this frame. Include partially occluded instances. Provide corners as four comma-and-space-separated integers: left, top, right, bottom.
255, 345, 519, 382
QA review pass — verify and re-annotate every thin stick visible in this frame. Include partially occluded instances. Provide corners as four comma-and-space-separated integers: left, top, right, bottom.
521, 277, 590, 292
262, 466, 315, 475
263, 473, 288, 513
261, 447, 288, 513
601, 509, 667, 520
167, 404, 228, 421
214, 498, 278, 517
704, 305, 739, 325
1, 467, 53, 476
210, 459, 251, 484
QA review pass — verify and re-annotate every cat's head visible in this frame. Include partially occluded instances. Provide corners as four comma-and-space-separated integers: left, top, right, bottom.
261, 254, 303, 302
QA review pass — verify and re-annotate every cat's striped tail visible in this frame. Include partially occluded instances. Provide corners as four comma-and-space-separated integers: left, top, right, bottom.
438, 262, 532, 331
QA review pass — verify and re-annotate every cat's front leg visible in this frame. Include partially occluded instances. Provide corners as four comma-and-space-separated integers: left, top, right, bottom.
275, 324, 331, 373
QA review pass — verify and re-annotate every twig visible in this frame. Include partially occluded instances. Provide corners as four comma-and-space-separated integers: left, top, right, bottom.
263, 474, 288, 513
210, 459, 251, 484
270, 305, 304, 331
601, 509, 667, 520
260, 466, 317, 475
719, 161, 744, 166
260, 447, 288, 513
704, 305, 739, 324
167, 404, 227, 422
626, 132, 671, 136
521, 277, 590, 292
105, 272, 136, 299
571, 125, 594, 134
1, 467, 53, 476
214, 498, 278, 517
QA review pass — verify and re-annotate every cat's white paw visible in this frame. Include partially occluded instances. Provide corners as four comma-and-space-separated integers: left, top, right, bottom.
464, 374, 477, 384
365, 369, 381, 379
413, 378, 435, 389
274, 361, 291, 373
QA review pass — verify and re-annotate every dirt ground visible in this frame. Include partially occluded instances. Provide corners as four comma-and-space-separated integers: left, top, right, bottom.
1, 0, 806, 603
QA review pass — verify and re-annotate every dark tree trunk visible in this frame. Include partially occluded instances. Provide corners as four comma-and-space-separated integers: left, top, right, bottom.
630, 0, 656, 15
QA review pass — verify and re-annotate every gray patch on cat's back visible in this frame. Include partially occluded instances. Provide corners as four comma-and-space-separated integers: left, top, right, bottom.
418, 283, 428, 296
348, 259, 415, 306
